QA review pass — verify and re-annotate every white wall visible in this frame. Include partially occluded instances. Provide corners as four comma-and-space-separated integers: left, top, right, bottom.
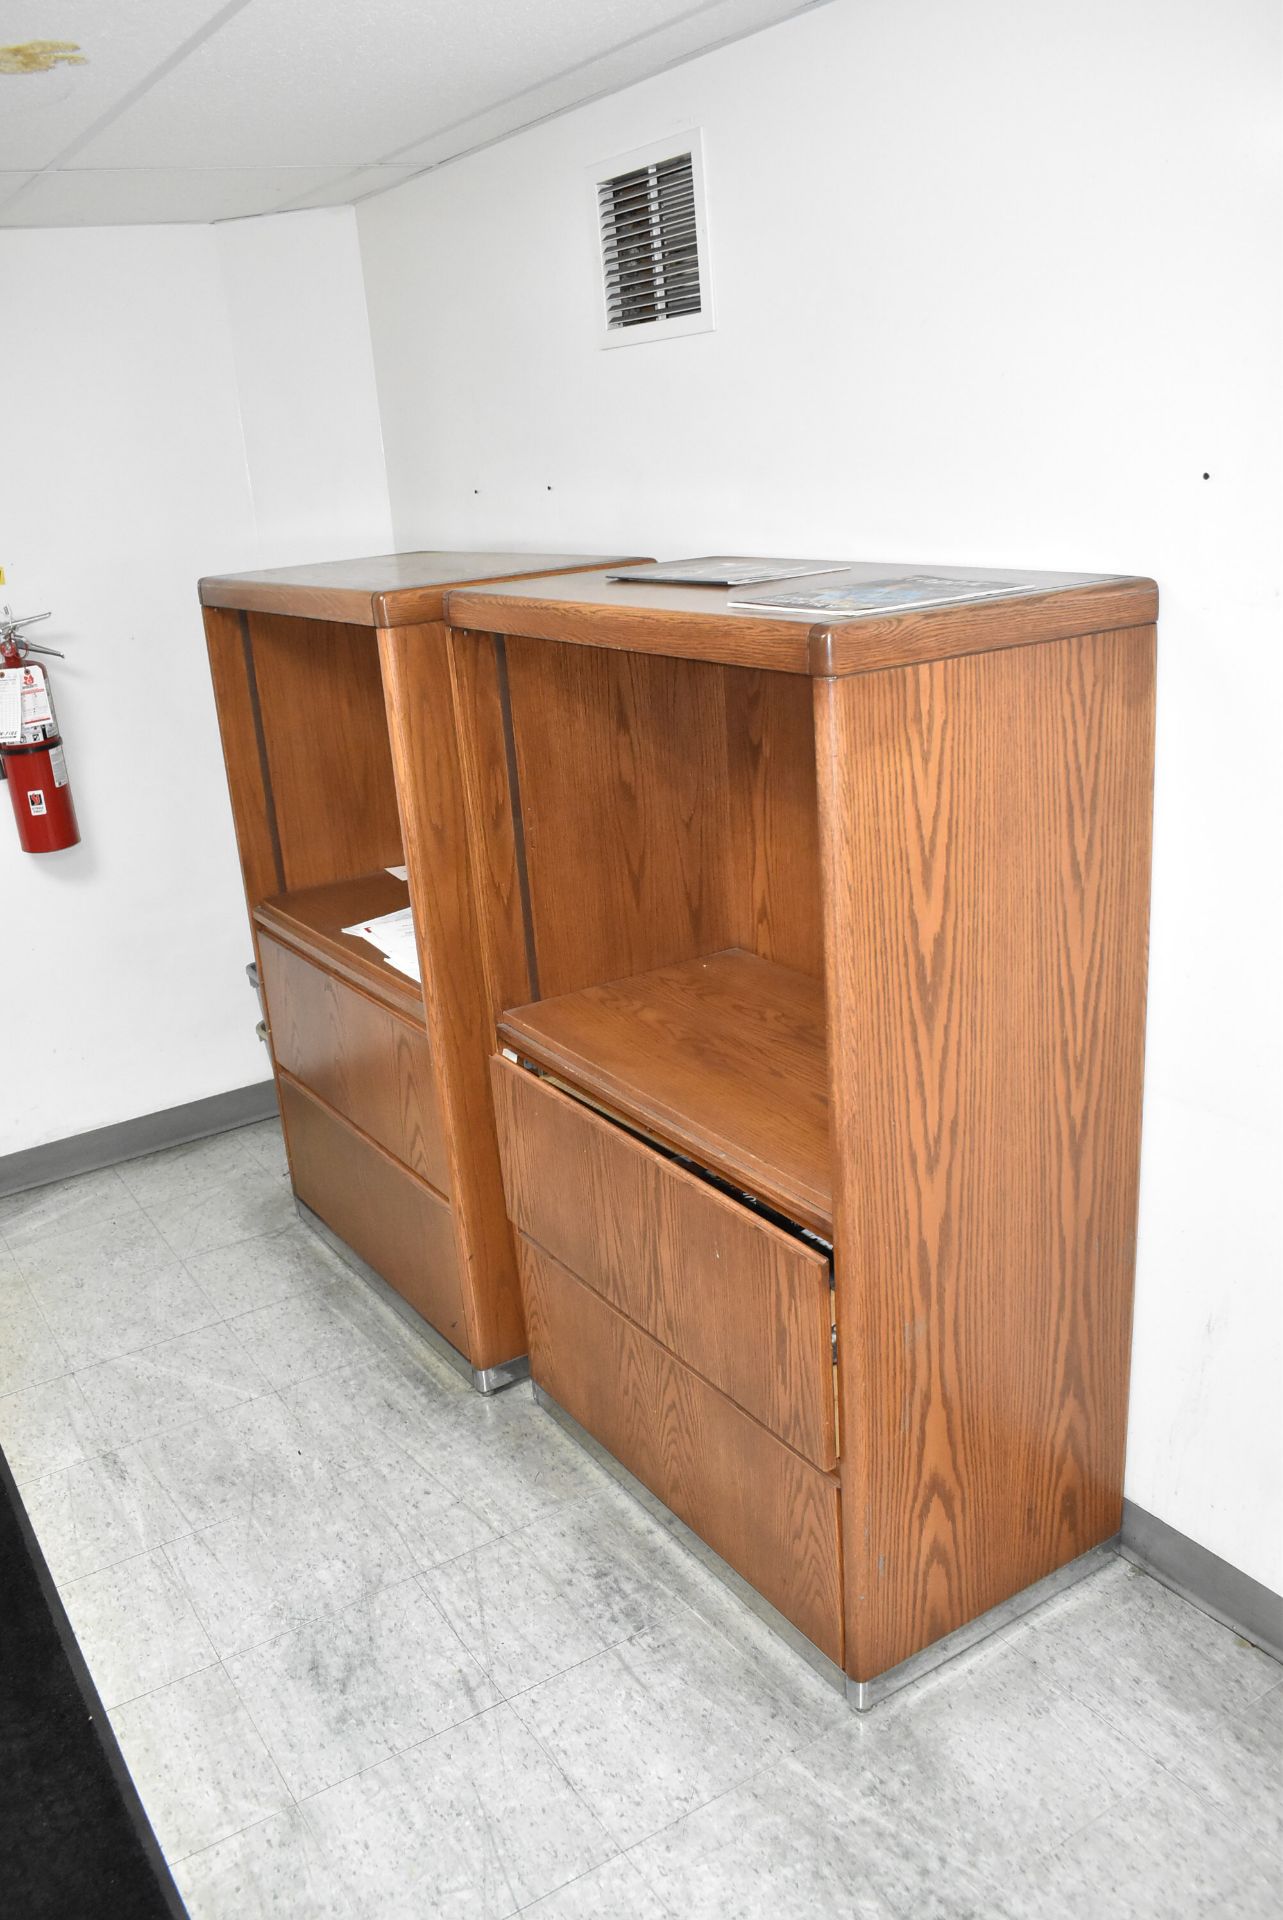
0, 208, 391, 1155
357, 0, 1283, 1588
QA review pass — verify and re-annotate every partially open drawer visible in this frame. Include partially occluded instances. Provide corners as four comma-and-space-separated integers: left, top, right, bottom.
523, 1240, 843, 1664
491, 1056, 835, 1469
262, 934, 450, 1195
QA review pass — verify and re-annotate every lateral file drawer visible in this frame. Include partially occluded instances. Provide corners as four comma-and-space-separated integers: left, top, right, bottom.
262, 934, 450, 1194
523, 1241, 843, 1664
491, 1057, 835, 1468
279, 1075, 466, 1351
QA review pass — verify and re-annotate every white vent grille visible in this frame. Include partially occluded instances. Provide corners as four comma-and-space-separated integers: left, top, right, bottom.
598, 151, 702, 330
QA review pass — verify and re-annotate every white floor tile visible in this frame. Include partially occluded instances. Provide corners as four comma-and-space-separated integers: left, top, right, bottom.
74, 1319, 272, 1450
110, 1664, 293, 1861
0, 1371, 105, 1484
225, 1578, 498, 1797
302, 1702, 615, 1919
60, 1547, 219, 1706
175, 1807, 357, 1920
22, 1446, 192, 1584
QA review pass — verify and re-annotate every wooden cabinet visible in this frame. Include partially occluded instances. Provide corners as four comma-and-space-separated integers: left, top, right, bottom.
443, 562, 1157, 1699
201, 550, 643, 1386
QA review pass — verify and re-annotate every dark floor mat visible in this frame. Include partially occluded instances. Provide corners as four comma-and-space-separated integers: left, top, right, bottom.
0, 1443, 184, 1919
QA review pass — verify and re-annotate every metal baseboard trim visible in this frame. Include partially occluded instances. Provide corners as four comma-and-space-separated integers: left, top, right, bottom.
531, 1382, 849, 1694
0, 1080, 279, 1198
845, 1538, 1121, 1710
1121, 1499, 1283, 1663
296, 1202, 528, 1395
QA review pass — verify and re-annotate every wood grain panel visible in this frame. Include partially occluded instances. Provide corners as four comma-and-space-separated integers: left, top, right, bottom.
499, 950, 832, 1235
202, 606, 282, 913
378, 620, 525, 1371
504, 637, 739, 998
491, 1058, 835, 1465
523, 1239, 844, 1662
260, 934, 449, 1194
248, 611, 403, 891
724, 668, 824, 977
446, 572, 1157, 678
279, 1074, 465, 1349
815, 624, 1155, 1682
447, 630, 534, 1017
255, 873, 425, 1022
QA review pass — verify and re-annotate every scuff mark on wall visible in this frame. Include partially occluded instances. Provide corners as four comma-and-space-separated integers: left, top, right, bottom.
0, 42, 86, 76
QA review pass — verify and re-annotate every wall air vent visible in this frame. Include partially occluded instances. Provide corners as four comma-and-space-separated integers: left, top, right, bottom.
591, 134, 713, 348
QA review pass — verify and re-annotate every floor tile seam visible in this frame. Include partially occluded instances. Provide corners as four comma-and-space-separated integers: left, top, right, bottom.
498, 1617, 670, 1709
25, 1302, 231, 1375
141, 1196, 297, 1270
2, 1264, 78, 1374
285, 1690, 549, 1811
204, 1651, 312, 1820
164, 1804, 282, 1871
68, 1367, 286, 1451
95, 1641, 226, 1716
69, 1345, 283, 1436
509, 1846, 633, 1915
40, 1513, 205, 1593
224, 1678, 510, 1808
1139, 1736, 1283, 1853
217, 1567, 437, 1668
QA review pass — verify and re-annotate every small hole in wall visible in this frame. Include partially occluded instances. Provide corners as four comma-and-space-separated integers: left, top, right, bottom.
1203, 472, 1211, 479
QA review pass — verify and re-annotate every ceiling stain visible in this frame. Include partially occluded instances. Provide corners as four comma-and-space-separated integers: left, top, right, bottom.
0, 41, 87, 76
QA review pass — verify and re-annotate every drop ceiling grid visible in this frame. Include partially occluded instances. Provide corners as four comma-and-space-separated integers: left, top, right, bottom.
0, 0, 822, 225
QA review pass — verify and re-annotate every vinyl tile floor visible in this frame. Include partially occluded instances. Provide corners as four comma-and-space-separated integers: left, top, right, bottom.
1, 1120, 1279, 1919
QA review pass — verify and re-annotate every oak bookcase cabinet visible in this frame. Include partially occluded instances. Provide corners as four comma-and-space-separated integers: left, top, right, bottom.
440, 564, 1157, 1700
200, 551, 639, 1389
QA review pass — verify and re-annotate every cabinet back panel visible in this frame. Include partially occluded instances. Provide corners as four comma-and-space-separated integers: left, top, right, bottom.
502, 637, 822, 998
248, 611, 403, 891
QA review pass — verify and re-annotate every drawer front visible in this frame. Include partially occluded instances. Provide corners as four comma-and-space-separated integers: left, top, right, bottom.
279, 1075, 466, 1352
491, 1057, 835, 1467
524, 1240, 843, 1665
262, 934, 450, 1194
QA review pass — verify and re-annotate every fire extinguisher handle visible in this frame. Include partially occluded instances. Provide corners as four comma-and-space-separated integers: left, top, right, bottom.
19, 641, 65, 658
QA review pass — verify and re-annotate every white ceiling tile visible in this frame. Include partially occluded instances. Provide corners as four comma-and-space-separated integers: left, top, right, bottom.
0, 0, 822, 225
0, 166, 344, 228
387, 0, 814, 173
0, 171, 38, 212
71, 0, 729, 172
0, 1, 233, 169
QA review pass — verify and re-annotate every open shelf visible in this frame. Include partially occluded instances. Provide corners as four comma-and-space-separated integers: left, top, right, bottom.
255, 872, 425, 1023
499, 949, 832, 1236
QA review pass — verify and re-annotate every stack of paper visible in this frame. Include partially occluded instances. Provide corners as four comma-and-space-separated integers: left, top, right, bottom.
342, 906, 422, 983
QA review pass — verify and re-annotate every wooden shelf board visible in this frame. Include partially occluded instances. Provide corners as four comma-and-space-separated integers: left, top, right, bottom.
499, 949, 832, 1236
255, 872, 425, 1024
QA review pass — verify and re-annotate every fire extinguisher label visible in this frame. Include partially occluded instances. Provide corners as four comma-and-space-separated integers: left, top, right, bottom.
49, 744, 68, 788
27, 790, 47, 816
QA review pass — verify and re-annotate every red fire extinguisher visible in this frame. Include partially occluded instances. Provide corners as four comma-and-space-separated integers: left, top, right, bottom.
0, 605, 81, 854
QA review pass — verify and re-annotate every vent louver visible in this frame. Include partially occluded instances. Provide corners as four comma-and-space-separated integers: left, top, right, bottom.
598, 151, 702, 330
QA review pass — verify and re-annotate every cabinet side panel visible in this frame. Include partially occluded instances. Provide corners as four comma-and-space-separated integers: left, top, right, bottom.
249, 611, 404, 890
203, 605, 283, 913
448, 629, 535, 1017
503, 636, 740, 998
723, 667, 825, 979
817, 626, 1155, 1682
379, 621, 525, 1371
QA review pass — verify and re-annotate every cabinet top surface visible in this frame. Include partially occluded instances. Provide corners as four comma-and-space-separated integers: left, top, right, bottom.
199, 551, 646, 626
446, 563, 1158, 677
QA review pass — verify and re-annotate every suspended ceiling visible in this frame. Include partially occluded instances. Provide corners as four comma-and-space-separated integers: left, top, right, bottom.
0, 0, 821, 227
